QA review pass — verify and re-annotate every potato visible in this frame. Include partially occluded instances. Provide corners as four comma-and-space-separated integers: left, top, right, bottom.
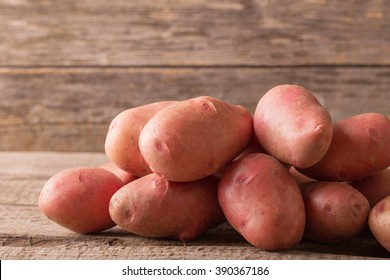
39, 167, 124, 234
301, 181, 370, 244
253, 84, 333, 168
99, 161, 138, 185
109, 173, 225, 241
218, 153, 306, 250
139, 96, 253, 182
105, 101, 178, 177
299, 113, 390, 181
352, 168, 390, 208
368, 196, 390, 252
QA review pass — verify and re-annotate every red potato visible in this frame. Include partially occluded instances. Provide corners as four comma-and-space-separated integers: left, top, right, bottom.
109, 173, 225, 241
218, 153, 306, 250
301, 181, 371, 244
299, 113, 390, 181
39, 167, 124, 234
104, 100, 178, 177
254, 84, 333, 168
99, 161, 138, 185
352, 168, 390, 208
369, 196, 390, 252
139, 96, 253, 182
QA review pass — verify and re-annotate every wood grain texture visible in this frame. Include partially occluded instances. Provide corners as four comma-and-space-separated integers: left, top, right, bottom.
1, 244, 385, 260
0, 151, 108, 205
0, 152, 390, 260
1, 67, 389, 152
0, 205, 389, 260
1, 238, 387, 260
0, 0, 389, 66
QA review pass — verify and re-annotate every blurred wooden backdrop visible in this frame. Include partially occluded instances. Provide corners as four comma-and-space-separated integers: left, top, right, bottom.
1, 0, 389, 152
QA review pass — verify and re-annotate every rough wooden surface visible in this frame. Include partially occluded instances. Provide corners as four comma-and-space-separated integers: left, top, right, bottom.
1, 67, 389, 152
1, 152, 389, 260
1, 0, 389, 66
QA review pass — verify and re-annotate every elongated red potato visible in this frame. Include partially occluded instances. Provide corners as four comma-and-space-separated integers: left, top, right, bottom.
299, 113, 390, 181
109, 173, 225, 241
139, 96, 253, 182
254, 84, 333, 168
352, 168, 390, 208
369, 196, 390, 252
39, 167, 124, 234
301, 181, 370, 244
105, 101, 178, 177
218, 153, 306, 250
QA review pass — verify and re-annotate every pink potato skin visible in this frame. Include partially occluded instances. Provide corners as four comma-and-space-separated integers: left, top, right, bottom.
218, 153, 306, 250
301, 181, 371, 244
369, 196, 390, 252
299, 113, 390, 181
99, 161, 139, 185
39, 167, 124, 234
352, 168, 390, 208
109, 173, 226, 241
253, 84, 333, 168
139, 96, 253, 182
104, 101, 178, 177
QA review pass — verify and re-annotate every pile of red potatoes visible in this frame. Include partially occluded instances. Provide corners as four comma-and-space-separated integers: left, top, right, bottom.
39, 84, 390, 252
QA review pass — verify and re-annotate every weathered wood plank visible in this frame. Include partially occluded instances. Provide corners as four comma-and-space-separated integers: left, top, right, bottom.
0, 152, 108, 205
1, 243, 386, 260
0, 0, 389, 66
0, 178, 44, 206
1, 67, 389, 152
0, 152, 107, 177
0, 205, 388, 260
0, 204, 388, 260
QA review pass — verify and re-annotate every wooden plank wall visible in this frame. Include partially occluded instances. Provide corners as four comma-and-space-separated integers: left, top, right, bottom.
1, 0, 389, 152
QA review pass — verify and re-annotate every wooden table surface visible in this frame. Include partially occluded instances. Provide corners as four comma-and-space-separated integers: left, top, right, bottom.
0, 151, 389, 260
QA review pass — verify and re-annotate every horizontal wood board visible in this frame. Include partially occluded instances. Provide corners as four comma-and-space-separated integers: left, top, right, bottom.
0, 0, 389, 66
1, 66, 389, 152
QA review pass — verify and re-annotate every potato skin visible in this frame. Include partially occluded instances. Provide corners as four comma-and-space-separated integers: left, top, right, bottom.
352, 168, 390, 208
139, 96, 253, 182
299, 113, 390, 181
100, 161, 138, 185
368, 196, 390, 252
39, 167, 124, 234
218, 153, 305, 250
253, 84, 333, 168
109, 173, 225, 241
301, 181, 370, 244
104, 101, 177, 177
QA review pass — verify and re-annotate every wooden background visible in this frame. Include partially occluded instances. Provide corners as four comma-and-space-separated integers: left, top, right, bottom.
1, 0, 389, 152
1, 0, 390, 260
